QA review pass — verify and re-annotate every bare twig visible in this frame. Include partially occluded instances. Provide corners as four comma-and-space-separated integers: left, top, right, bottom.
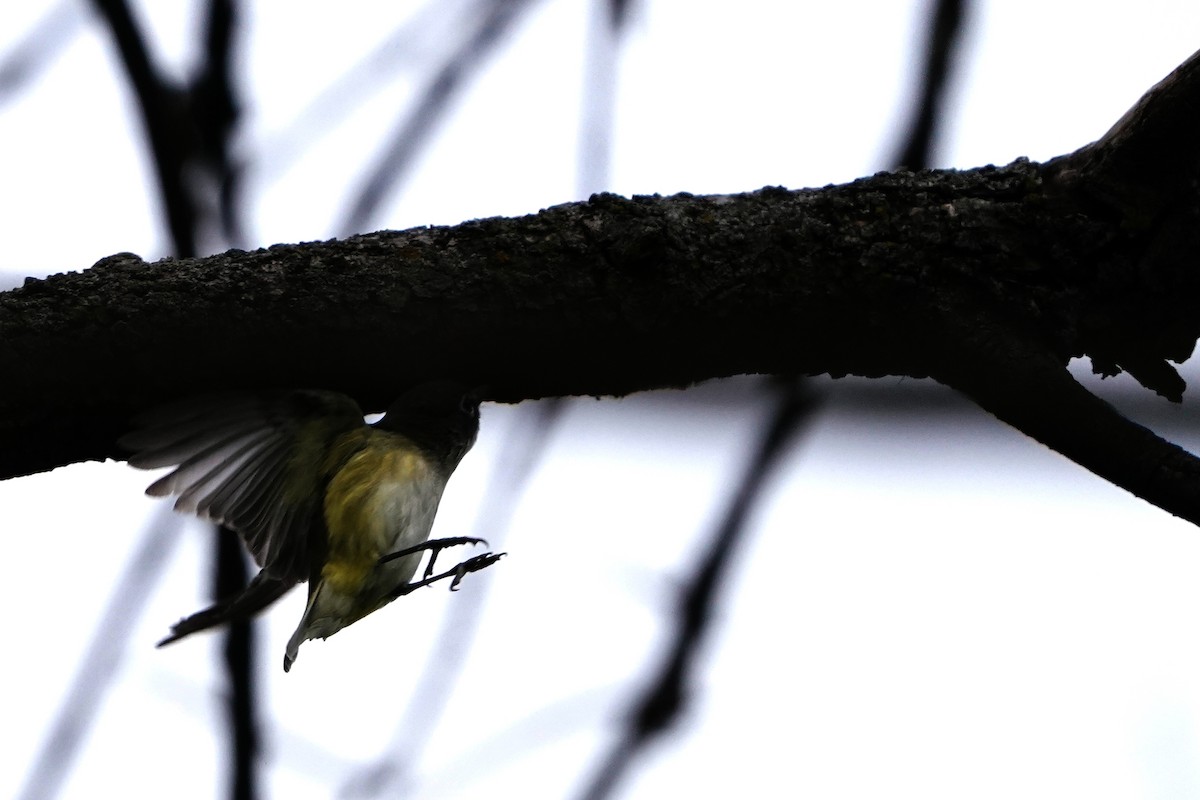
254, 0, 475, 185
216, 531, 259, 800
89, 0, 199, 256
337, 0, 538, 236
578, 0, 628, 197
0, 2, 82, 106
893, 0, 969, 169
576, 6, 971, 792
16, 508, 183, 800
88, 4, 256, 799
576, 382, 819, 800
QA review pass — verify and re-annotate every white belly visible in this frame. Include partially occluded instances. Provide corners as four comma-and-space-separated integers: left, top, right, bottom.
362, 475, 446, 598
284, 456, 450, 667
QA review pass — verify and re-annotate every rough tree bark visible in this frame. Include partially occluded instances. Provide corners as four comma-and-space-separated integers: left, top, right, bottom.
4, 49, 1200, 529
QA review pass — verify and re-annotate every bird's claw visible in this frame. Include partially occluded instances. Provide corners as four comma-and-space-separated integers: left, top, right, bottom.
448, 552, 506, 590
387, 549, 506, 599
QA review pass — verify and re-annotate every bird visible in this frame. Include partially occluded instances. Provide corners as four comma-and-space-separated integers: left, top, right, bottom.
120, 381, 492, 671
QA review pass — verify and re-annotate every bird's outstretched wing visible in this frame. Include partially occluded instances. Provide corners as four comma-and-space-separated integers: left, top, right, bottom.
120, 390, 368, 584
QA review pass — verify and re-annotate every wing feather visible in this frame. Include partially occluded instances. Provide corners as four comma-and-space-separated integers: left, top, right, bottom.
156, 429, 276, 507
121, 390, 367, 583
194, 437, 287, 522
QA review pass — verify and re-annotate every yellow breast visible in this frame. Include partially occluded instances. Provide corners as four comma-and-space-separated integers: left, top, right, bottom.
320, 432, 445, 610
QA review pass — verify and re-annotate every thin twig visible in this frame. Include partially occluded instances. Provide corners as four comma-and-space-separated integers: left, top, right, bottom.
0, 2, 82, 106
16, 508, 183, 800
576, 382, 820, 800
893, 0, 969, 169
90, 3, 255, 799
254, 0, 475, 186
337, 0, 537, 236
578, 2, 973, 793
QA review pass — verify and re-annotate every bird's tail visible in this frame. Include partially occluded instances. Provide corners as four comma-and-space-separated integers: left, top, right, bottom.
283, 579, 330, 672
157, 572, 293, 647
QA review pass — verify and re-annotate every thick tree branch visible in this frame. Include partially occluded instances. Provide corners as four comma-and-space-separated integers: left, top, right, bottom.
1048, 47, 1200, 218
6, 50, 1200, 535
0, 165, 1058, 466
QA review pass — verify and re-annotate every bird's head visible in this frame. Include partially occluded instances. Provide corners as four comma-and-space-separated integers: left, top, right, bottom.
375, 381, 485, 470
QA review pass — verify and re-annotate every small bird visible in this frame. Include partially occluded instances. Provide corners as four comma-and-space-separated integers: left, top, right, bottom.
121, 381, 492, 671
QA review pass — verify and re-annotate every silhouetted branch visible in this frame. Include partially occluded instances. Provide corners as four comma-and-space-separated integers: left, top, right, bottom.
579, 9, 972, 792
0, 3, 82, 107
90, 0, 200, 255
607, 0, 634, 33
8, 49, 1200, 540
216, 531, 259, 800
893, 0, 969, 169
579, 0, 628, 197
255, 0, 472, 185
338, 0, 537, 236
89, 4, 256, 799
89, 0, 245, 256
16, 508, 183, 800
577, 382, 819, 800
421, 687, 616, 796
195, 0, 245, 247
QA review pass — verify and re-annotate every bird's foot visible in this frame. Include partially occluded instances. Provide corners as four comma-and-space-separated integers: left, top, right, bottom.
386, 550, 506, 599
378, 535, 489, 578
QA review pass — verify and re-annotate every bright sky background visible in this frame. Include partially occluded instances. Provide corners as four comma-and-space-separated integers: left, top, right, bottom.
5, 2, 1200, 800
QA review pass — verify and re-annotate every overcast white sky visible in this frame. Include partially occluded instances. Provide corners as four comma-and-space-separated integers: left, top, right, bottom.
5, 2, 1200, 800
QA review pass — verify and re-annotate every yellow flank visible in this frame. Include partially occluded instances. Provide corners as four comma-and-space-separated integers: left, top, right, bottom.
321, 431, 430, 596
